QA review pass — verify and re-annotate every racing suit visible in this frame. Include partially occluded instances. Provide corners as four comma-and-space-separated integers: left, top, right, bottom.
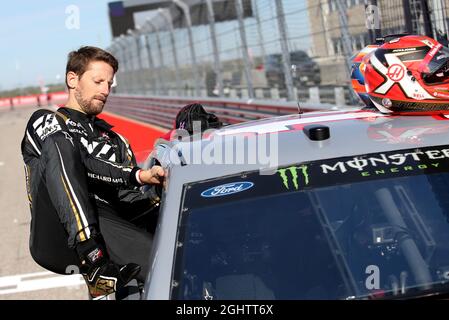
21, 107, 160, 280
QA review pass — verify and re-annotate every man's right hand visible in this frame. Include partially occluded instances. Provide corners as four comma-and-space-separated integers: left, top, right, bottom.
139, 165, 165, 185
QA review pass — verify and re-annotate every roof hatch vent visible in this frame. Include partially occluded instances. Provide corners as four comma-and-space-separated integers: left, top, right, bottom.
303, 124, 330, 141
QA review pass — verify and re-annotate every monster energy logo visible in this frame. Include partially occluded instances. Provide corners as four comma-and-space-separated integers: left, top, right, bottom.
277, 165, 309, 190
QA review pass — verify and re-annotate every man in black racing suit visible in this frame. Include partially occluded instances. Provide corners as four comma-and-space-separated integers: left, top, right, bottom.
21, 46, 164, 298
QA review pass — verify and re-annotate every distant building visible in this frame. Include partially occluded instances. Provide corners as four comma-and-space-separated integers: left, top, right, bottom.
306, 0, 449, 85
108, 0, 253, 38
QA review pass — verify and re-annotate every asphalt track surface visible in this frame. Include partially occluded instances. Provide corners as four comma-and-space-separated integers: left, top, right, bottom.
0, 105, 164, 300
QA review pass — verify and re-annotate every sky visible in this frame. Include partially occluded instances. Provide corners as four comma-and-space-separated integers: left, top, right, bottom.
0, 0, 310, 92
0, 0, 113, 91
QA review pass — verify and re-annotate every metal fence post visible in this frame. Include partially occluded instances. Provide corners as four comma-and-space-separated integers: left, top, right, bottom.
129, 29, 145, 94
253, 0, 267, 69
403, 0, 414, 34
173, 0, 201, 97
127, 30, 137, 71
159, 8, 182, 96
335, 0, 358, 104
114, 38, 129, 93
120, 34, 135, 93
365, 0, 381, 43
147, 20, 166, 95
143, 32, 160, 95
431, 0, 449, 43
126, 33, 138, 94
372, 0, 382, 39
110, 42, 122, 71
420, 0, 434, 37
119, 35, 131, 72
275, 0, 295, 101
235, 0, 255, 99
206, 0, 224, 97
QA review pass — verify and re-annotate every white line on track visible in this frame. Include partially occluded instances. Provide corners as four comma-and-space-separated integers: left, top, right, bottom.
0, 271, 85, 295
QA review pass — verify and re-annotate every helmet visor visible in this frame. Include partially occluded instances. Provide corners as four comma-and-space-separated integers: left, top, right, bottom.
422, 46, 449, 84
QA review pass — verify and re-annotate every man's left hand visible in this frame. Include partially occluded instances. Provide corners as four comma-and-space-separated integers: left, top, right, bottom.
139, 166, 165, 185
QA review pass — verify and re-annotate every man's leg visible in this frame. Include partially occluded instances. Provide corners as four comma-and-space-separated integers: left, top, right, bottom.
97, 208, 153, 283
39, 132, 140, 297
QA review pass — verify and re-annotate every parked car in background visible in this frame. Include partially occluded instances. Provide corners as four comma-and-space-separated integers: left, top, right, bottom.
265, 50, 321, 88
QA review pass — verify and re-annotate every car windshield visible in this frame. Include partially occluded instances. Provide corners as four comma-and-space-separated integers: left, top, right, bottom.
266, 54, 282, 65
172, 145, 449, 300
290, 51, 309, 62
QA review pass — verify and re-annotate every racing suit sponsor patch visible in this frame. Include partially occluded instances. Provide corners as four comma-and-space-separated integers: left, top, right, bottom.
87, 172, 124, 184
80, 137, 117, 162
33, 114, 62, 140
87, 248, 104, 264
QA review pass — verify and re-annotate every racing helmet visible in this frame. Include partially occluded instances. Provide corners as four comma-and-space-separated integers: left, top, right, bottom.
362, 35, 449, 114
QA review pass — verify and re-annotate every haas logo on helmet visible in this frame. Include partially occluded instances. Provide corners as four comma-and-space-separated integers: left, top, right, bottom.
387, 64, 405, 82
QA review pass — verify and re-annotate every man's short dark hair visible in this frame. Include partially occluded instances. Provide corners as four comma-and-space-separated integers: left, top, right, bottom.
65, 46, 118, 88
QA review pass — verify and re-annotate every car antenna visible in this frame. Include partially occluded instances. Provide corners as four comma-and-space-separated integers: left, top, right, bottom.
289, 61, 303, 115
297, 99, 303, 115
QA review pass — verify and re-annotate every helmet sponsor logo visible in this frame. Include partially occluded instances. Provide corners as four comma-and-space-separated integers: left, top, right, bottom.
413, 93, 426, 100
382, 98, 392, 107
434, 91, 449, 99
428, 43, 442, 58
421, 39, 436, 48
392, 47, 416, 53
387, 64, 405, 81
201, 182, 254, 198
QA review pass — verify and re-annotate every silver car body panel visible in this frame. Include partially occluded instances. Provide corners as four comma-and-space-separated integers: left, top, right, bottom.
143, 109, 449, 299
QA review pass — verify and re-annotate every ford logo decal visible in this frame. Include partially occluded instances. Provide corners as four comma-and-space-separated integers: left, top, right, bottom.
201, 182, 254, 198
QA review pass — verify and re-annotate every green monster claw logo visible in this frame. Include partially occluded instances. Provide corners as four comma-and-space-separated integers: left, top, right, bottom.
277, 165, 309, 190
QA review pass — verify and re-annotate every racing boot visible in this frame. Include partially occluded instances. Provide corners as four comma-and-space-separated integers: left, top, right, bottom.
76, 237, 141, 298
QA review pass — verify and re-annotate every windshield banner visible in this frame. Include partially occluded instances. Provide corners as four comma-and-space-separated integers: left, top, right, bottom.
184, 145, 449, 209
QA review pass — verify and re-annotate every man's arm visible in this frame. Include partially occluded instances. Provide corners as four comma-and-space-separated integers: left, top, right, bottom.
109, 132, 164, 226
79, 140, 164, 187
51, 111, 164, 188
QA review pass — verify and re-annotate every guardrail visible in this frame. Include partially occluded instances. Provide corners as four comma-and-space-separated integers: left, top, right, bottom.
0, 90, 356, 129
217, 85, 353, 106
0, 92, 68, 109
106, 94, 356, 129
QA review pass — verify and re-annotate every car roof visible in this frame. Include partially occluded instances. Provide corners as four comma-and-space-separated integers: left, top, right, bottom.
169, 109, 449, 180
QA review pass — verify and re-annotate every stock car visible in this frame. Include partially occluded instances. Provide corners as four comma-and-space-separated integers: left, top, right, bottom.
140, 107, 449, 300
